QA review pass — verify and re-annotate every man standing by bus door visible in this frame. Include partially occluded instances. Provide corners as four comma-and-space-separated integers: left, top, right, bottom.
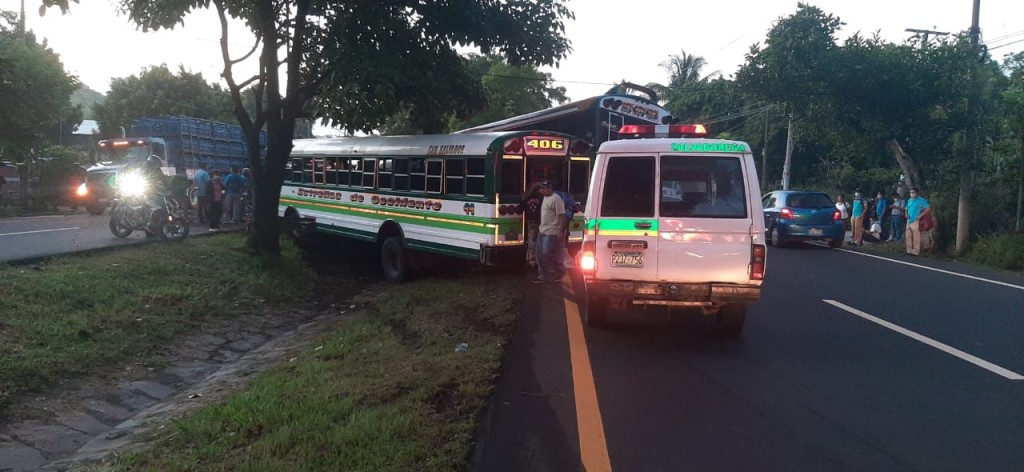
534, 180, 568, 284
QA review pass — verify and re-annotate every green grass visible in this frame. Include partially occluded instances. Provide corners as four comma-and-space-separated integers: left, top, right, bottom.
0, 234, 314, 411
110, 272, 520, 472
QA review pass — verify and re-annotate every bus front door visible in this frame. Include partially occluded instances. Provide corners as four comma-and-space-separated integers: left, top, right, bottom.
525, 157, 564, 190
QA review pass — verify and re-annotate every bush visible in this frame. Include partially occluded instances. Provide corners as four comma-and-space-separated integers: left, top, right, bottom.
968, 232, 1024, 271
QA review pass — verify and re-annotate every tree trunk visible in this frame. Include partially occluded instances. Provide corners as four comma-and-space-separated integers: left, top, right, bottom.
245, 131, 291, 257
955, 170, 972, 254
1017, 136, 1023, 232
886, 138, 923, 194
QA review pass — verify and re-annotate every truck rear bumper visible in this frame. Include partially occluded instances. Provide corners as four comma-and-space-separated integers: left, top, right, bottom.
584, 279, 761, 306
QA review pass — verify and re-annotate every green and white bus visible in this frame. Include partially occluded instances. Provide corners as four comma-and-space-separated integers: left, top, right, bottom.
279, 131, 592, 281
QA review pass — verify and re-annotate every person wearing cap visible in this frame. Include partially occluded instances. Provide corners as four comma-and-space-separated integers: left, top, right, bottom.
534, 180, 568, 283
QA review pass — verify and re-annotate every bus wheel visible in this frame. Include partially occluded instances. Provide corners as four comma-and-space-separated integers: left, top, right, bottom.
381, 237, 408, 283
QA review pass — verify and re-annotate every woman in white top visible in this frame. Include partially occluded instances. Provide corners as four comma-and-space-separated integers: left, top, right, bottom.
835, 194, 851, 235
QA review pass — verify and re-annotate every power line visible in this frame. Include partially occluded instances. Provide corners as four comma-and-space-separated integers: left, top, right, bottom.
987, 37, 1024, 51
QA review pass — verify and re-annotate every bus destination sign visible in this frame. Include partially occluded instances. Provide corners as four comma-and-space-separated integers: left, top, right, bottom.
524, 136, 567, 156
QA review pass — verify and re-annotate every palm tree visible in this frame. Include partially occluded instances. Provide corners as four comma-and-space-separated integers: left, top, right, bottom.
646, 49, 720, 104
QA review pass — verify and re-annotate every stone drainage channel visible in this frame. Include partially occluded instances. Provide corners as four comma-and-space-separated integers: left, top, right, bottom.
0, 296, 369, 472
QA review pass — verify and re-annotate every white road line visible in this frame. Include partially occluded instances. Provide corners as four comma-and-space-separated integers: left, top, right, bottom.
0, 227, 80, 237
836, 248, 1024, 291
824, 299, 1024, 381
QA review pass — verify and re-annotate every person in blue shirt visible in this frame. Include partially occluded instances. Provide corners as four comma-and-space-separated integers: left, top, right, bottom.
874, 191, 890, 240
850, 191, 866, 246
194, 164, 210, 224
905, 187, 932, 256
553, 186, 578, 269
222, 167, 247, 224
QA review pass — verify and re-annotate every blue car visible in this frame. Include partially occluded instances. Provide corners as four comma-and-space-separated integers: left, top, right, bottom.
762, 191, 845, 248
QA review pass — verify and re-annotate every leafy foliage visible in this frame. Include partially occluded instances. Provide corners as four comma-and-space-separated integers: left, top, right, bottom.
92, 64, 236, 138
113, 0, 574, 255
0, 28, 81, 160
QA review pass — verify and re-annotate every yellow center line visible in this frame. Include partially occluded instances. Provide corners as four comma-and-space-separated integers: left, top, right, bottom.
563, 283, 613, 472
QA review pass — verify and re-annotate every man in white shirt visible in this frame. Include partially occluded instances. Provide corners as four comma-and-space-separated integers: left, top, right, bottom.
534, 180, 568, 283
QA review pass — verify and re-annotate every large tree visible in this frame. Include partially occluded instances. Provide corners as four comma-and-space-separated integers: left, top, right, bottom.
92, 64, 236, 138
0, 15, 81, 160
100, 0, 574, 256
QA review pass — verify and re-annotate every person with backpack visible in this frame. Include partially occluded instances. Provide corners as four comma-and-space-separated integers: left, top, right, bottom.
517, 181, 544, 268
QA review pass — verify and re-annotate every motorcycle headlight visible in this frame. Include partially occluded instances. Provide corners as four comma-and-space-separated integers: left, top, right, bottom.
117, 172, 149, 197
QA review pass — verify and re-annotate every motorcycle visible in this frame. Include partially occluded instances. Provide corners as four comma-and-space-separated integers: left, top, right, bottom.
108, 170, 190, 241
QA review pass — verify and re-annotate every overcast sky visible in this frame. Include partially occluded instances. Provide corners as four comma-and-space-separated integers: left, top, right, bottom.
14, 0, 1024, 103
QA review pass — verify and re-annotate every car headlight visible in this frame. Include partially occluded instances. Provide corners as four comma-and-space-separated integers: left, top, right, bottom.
75, 182, 89, 197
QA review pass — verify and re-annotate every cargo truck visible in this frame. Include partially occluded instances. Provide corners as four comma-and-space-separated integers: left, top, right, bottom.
76, 116, 264, 214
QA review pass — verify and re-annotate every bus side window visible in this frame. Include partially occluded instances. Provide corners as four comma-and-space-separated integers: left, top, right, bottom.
347, 158, 361, 187
289, 157, 304, 183
379, 158, 393, 190
393, 158, 410, 191
445, 158, 464, 195
361, 158, 377, 188
302, 158, 314, 183
326, 157, 340, 185
410, 158, 426, 192
466, 158, 485, 196
426, 159, 443, 194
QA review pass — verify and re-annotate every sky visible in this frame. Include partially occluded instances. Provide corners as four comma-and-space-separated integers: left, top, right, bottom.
12, 0, 1024, 109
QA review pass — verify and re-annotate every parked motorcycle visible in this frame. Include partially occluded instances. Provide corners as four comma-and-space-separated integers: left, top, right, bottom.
108, 170, 190, 241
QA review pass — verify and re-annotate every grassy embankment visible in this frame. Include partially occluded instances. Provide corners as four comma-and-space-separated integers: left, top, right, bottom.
1, 234, 521, 471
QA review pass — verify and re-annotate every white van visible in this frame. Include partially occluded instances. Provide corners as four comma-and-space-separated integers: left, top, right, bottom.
578, 124, 766, 335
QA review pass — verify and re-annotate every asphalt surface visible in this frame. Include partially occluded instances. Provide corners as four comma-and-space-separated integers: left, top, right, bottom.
0, 210, 225, 263
471, 242, 1024, 472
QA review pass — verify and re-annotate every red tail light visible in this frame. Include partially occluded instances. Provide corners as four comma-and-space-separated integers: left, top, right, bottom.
779, 208, 794, 220
833, 210, 842, 220
579, 240, 597, 274
751, 244, 766, 280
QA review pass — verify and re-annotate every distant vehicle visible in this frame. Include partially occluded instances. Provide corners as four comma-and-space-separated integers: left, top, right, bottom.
76, 116, 265, 214
457, 82, 675, 149
761, 190, 844, 248
280, 130, 592, 283
577, 124, 766, 335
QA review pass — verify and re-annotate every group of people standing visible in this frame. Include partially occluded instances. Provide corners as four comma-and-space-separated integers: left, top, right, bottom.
835, 187, 932, 255
192, 164, 251, 231
519, 180, 577, 283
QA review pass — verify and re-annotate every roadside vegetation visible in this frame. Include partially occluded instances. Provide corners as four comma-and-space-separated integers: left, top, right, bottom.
0, 235, 313, 411
0, 234, 521, 470
109, 270, 519, 471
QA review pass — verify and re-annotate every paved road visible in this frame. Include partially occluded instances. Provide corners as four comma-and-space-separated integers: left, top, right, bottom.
0, 211, 217, 263
471, 243, 1024, 472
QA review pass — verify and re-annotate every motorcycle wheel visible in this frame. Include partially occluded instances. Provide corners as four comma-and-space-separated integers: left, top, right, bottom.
160, 214, 191, 241
109, 208, 133, 238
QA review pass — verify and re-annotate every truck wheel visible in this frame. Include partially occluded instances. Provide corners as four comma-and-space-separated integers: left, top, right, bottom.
717, 304, 746, 337
381, 237, 408, 283
87, 203, 105, 215
584, 294, 610, 328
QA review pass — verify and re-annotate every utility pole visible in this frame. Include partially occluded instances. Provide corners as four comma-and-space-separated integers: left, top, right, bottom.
760, 107, 769, 190
19, 0, 26, 42
905, 27, 949, 46
782, 114, 794, 190
955, 0, 981, 255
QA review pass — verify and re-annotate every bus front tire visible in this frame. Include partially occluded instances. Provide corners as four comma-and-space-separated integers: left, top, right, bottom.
381, 237, 408, 283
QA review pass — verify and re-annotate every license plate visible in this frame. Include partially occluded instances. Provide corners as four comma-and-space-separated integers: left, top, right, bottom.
611, 251, 644, 268
809, 228, 823, 236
